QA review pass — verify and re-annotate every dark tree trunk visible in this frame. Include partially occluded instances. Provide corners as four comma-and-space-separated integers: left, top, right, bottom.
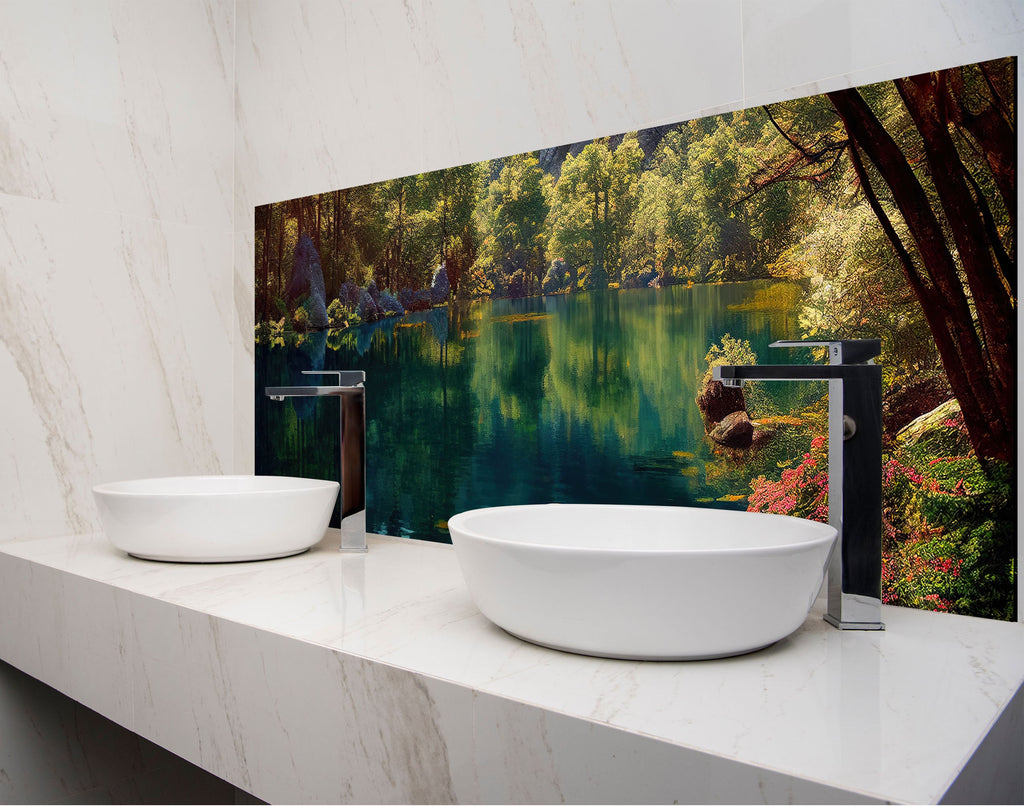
946, 64, 1017, 233
313, 194, 322, 258
333, 189, 342, 294
895, 74, 1015, 402
603, 188, 610, 283
395, 185, 404, 292
439, 173, 450, 273
275, 203, 285, 307
827, 84, 1014, 462
294, 197, 304, 240
255, 204, 270, 323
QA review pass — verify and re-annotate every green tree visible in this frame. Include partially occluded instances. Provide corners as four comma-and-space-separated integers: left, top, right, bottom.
549, 142, 614, 289
418, 163, 483, 297
632, 114, 805, 285
753, 58, 1016, 462
472, 153, 551, 296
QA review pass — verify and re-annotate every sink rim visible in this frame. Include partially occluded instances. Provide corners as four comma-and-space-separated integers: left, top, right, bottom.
447, 502, 837, 556
448, 502, 839, 660
93, 474, 339, 497
93, 474, 339, 563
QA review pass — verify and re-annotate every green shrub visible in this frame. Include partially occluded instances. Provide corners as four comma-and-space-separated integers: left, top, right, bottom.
327, 298, 358, 329
748, 409, 1016, 620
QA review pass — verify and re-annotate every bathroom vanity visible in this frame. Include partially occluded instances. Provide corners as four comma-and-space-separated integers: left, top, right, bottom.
0, 531, 1021, 804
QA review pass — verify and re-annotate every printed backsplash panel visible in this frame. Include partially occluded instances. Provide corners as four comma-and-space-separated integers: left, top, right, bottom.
256, 57, 1016, 620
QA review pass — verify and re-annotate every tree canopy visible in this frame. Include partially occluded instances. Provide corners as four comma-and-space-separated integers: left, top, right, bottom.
254, 57, 1015, 464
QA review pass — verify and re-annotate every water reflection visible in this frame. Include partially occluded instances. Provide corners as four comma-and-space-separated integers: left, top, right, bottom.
256, 281, 815, 542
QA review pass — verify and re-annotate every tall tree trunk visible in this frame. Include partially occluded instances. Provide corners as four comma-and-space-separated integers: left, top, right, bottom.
294, 197, 304, 240
439, 173, 450, 274
313, 194, 322, 257
945, 65, 1017, 233
333, 189, 342, 293
255, 205, 270, 323
603, 188, 611, 283
395, 185, 404, 291
895, 74, 1015, 404
275, 203, 285, 308
827, 86, 1014, 462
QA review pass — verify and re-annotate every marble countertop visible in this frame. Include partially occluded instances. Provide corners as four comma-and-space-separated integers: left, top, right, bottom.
1, 530, 1022, 804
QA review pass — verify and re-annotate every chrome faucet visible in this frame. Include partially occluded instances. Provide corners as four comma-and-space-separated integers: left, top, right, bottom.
265, 370, 367, 553
713, 339, 884, 630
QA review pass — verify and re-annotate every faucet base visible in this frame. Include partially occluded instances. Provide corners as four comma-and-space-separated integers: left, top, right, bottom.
823, 614, 886, 631
339, 509, 367, 552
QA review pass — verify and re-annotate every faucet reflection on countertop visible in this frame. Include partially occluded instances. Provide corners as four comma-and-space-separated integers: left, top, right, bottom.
713, 338, 884, 631
266, 370, 367, 553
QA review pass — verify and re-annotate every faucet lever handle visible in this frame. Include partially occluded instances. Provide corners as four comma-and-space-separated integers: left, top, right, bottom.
301, 370, 366, 387
769, 339, 880, 365
302, 370, 342, 386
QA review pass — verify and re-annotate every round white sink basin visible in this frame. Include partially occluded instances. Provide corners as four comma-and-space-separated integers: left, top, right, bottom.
448, 504, 837, 660
93, 475, 339, 562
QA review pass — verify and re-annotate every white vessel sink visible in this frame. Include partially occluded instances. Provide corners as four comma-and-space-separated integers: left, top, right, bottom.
447, 504, 837, 660
93, 475, 339, 562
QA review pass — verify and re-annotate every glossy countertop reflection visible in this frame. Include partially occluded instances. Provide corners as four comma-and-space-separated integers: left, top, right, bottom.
1, 530, 1022, 803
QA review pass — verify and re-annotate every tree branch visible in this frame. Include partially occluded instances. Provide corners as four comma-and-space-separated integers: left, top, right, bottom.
961, 159, 1017, 299
846, 141, 934, 308
828, 84, 1010, 459
763, 105, 812, 157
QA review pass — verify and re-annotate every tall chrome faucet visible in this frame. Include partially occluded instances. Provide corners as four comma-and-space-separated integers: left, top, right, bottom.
265, 370, 367, 553
713, 339, 884, 630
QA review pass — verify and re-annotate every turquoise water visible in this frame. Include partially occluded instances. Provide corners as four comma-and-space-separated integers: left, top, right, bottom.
255, 281, 819, 542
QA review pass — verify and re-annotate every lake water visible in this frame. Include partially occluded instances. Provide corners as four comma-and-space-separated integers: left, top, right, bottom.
255, 280, 820, 542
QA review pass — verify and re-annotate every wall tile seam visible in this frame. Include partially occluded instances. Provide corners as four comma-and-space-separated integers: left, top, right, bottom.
230, 0, 240, 477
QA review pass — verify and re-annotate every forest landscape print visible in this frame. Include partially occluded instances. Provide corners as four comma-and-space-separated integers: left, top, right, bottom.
255, 57, 1016, 621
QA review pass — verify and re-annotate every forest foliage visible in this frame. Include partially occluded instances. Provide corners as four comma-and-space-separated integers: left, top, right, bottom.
255, 57, 1016, 619
254, 97, 814, 315
258, 57, 1015, 461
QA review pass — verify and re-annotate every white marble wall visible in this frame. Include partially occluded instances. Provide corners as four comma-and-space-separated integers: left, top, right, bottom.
232, 0, 1024, 613
0, 1, 237, 802
0, 0, 236, 542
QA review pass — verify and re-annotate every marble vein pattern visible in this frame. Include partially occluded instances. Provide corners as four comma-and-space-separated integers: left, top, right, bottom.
0, 533, 1021, 803
742, 0, 1024, 104
0, 0, 234, 226
0, 197, 233, 540
1, 0, 235, 540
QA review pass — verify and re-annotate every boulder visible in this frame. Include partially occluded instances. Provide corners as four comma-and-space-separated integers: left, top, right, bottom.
338, 281, 360, 306
696, 379, 747, 430
285, 234, 328, 329
709, 410, 754, 449
357, 288, 383, 323
883, 377, 952, 436
431, 265, 450, 304
895, 398, 966, 448
378, 290, 405, 316
366, 280, 381, 303
399, 287, 433, 312
750, 425, 776, 450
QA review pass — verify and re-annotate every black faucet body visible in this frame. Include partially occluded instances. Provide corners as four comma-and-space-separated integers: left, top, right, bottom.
713, 339, 884, 630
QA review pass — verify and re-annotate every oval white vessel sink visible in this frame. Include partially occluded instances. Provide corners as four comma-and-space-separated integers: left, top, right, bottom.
448, 504, 837, 660
93, 475, 339, 562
